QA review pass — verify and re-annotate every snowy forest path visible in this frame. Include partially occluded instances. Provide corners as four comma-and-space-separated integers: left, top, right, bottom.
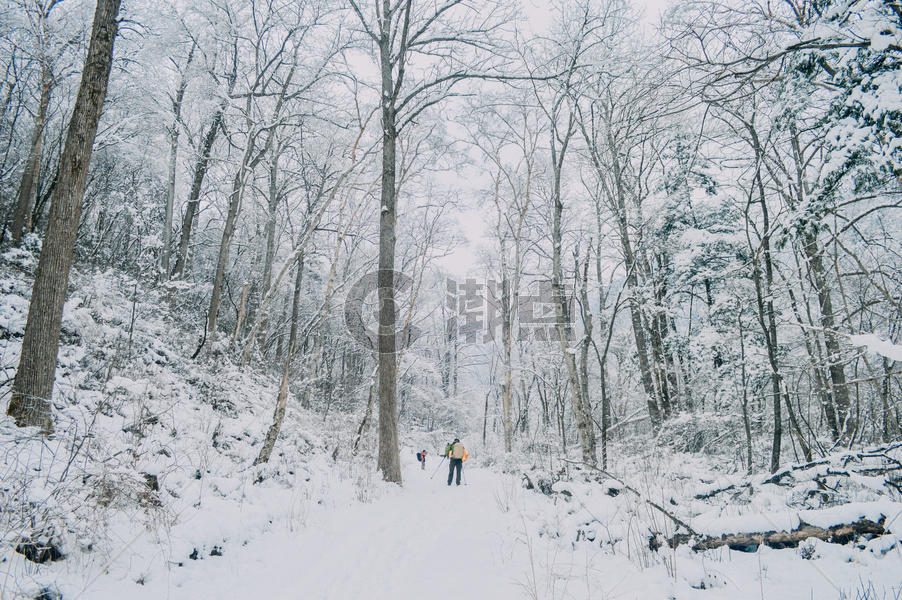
276, 458, 527, 599
128, 455, 532, 600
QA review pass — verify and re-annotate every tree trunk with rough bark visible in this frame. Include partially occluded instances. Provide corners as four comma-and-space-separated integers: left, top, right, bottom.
8, 0, 122, 431
668, 517, 885, 552
376, 12, 401, 483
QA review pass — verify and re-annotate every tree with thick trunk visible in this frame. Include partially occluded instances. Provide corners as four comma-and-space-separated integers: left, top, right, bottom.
8, 0, 122, 430
349, 0, 514, 483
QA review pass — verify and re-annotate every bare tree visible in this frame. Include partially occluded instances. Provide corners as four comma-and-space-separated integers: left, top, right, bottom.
348, 0, 514, 483
8, 0, 122, 430
161, 40, 195, 276
8, 0, 72, 244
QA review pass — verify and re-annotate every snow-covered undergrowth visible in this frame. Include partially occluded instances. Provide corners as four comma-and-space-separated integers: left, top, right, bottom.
0, 254, 387, 599
516, 444, 902, 598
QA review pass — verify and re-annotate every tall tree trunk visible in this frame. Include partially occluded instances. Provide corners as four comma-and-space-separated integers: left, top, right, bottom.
161, 44, 194, 277
785, 279, 840, 440
8, 0, 121, 431
643, 253, 676, 417
254, 251, 305, 465
256, 143, 281, 345
602, 131, 661, 427
10, 61, 52, 244
172, 42, 238, 279
376, 3, 401, 484
743, 122, 809, 470
738, 313, 754, 472
576, 253, 596, 463
749, 168, 784, 472
171, 109, 223, 278
593, 200, 616, 469
261, 145, 281, 300
617, 212, 660, 426
203, 136, 255, 347
550, 125, 597, 467
500, 273, 514, 453
788, 129, 854, 440
499, 239, 514, 453
803, 236, 853, 436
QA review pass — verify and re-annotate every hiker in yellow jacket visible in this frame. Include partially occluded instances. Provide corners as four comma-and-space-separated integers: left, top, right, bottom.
446, 438, 468, 486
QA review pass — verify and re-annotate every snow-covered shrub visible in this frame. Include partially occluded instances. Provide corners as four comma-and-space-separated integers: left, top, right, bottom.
657, 411, 740, 455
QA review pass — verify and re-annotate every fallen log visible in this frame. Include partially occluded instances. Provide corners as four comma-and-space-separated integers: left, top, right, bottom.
695, 482, 748, 500
667, 516, 886, 552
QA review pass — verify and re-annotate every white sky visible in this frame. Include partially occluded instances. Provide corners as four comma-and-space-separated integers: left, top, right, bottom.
435, 0, 674, 279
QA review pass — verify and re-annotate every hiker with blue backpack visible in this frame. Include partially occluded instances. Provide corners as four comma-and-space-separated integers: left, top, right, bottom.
416, 449, 427, 470
444, 438, 468, 486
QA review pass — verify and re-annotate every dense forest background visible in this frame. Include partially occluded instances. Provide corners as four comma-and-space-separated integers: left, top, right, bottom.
1, 0, 901, 597
2, 0, 900, 472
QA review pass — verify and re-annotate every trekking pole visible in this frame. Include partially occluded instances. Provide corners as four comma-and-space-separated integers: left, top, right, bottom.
430, 455, 447, 479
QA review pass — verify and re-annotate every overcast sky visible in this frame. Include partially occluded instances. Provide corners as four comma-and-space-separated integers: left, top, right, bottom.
432, 0, 674, 280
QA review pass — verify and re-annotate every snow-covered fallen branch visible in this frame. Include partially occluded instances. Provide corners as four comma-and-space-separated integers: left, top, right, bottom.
667, 516, 887, 552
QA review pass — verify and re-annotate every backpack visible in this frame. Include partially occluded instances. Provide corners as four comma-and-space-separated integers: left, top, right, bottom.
416, 452, 422, 462
451, 443, 465, 459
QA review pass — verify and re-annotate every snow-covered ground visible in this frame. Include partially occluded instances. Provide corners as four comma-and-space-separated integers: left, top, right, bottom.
1, 255, 901, 600
24, 453, 901, 600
